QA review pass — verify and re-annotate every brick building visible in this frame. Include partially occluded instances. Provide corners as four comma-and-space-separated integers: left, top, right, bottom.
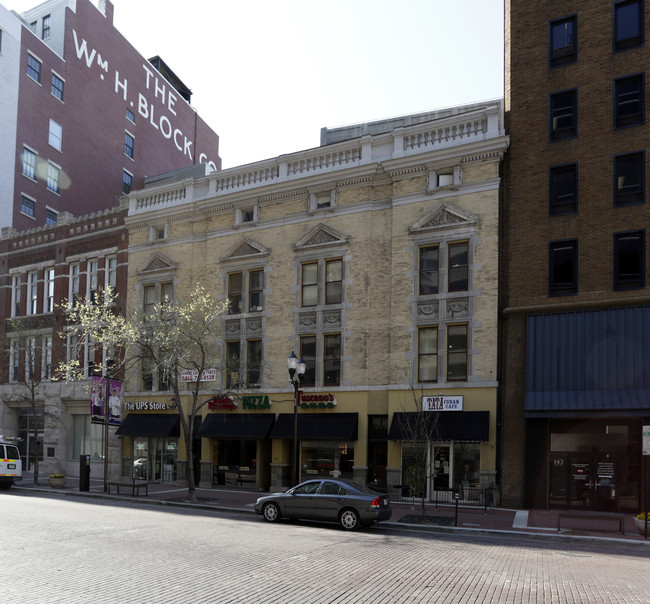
502, 1, 650, 511
118, 103, 508, 496
0, 208, 128, 478
0, 0, 221, 231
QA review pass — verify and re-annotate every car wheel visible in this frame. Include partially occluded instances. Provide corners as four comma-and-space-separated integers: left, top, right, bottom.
339, 508, 360, 530
262, 502, 280, 523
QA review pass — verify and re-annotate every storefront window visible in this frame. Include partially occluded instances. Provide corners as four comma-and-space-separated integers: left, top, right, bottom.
216, 440, 257, 478
73, 415, 103, 461
133, 436, 178, 482
401, 441, 427, 497
453, 442, 481, 489
301, 441, 354, 482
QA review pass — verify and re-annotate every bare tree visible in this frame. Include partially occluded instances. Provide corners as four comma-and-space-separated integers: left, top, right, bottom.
395, 380, 441, 520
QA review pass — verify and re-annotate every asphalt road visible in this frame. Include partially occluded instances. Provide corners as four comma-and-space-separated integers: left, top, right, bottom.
4, 490, 650, 603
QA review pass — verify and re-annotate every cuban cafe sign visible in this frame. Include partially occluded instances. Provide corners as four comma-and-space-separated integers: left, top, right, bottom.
422, 395, 464, 412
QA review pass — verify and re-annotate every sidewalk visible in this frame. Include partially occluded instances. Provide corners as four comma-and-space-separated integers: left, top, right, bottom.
14, 472, 650, 546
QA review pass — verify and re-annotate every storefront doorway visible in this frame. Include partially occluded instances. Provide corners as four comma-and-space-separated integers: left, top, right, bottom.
133, 436, 178, 482
548, 420, 638, 512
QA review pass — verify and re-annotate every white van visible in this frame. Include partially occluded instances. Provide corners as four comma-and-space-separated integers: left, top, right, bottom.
0, 442, 22, 489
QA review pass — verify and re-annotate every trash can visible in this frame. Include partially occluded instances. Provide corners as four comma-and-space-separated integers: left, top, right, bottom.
79, 455, 90, 491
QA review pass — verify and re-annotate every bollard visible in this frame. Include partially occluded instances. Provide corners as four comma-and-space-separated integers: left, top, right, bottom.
454, 491, 459, 526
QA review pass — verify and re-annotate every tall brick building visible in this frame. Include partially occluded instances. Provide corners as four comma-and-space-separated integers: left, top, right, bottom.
502, 1, 650, 511
0, 0, 221, 231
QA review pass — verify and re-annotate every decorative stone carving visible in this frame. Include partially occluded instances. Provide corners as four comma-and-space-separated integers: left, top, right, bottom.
246, 318, 262, 332
447, 298, 469, 317
298, 312, 317, 328
323, 310, 341, 326
225, 320, 240, 335
417, 301, 439, 318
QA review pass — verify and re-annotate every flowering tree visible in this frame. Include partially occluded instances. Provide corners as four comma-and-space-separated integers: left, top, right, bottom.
57, 284, 230, 501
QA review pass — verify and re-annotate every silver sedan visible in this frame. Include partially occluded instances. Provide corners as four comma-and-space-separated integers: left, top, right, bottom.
255, 478, 392, 530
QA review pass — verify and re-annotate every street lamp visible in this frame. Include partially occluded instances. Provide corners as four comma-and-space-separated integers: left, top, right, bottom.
288, 351, 306, 485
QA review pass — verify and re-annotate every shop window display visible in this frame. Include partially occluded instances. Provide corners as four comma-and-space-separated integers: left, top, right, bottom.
301, 441, 354, 483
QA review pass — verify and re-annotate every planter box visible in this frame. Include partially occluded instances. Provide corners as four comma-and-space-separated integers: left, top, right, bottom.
48, 477, 66, 488
634, 517, 649, 536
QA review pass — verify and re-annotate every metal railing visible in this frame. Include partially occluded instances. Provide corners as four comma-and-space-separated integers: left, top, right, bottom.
390, 483, 496, 514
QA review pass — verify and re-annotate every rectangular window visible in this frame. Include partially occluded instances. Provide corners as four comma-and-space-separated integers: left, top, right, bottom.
301, 262, 318, 307
418, 326, 438, 383
28, 271, 38, 315
141, 356, 154, 391
21, 195, 35, 218
615, 151, 645, 205
73, 416, 104, 459
143, 281, 173, 315
299, 335, 316, 387
325, 259, 342, 304
42, 15, 50, 39
447, 324, 468, 381
549, 240, 578, 296
122, 170, 133, 194
614, 0, 643, 51
51, 72, 64, 101
448, 241, 469, 292
126, 108, 135, 123
49, 119, 62, 151
550, 15, 577, 67
12, 275, 23, 317
45, 208, 57, 225
226, 341, 240, 388
27, 53, 41, 83
88, 260, 98, 304
246, 339, 262, 387
550, 90, 577, 140
419, 245, 439, 295
550, 163, 578, 214
44, 268, 55, 313
248, 269, 263, 312
227, 272, 242, 314
124, 132, 134, 159
42, 336, 52, 380
10, 340, 21, 382
70, 264, 80, 305
22, 147, 36, 179
47, 163, 60, 193
323, 334, 341, 386
614, 231, 645, 290
106, 256, 117, 289
614, 74, 644, 128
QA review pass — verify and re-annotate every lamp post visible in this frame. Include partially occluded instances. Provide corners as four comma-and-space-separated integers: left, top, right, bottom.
288, 351, 306, 486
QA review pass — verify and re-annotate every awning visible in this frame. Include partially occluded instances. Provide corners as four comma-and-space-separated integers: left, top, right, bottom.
388, 411, 489, 442
269, 413, 358, 441
196, 414, 275, 439
115, 413, 180, 437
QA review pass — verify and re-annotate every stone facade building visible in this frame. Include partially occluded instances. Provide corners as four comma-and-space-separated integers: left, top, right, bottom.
119, 102, 508, 497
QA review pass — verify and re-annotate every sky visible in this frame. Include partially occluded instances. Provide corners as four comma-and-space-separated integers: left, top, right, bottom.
10, 0, 505, 169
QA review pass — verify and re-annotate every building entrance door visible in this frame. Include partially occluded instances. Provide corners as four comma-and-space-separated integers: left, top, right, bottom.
550, 452, 617, 510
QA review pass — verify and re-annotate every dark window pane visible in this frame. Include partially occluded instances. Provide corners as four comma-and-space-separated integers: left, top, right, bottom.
447, 325, 468, 381
550, 90, 577, 140
549, 240, 578, 295
300, 335, 316, 387
615, 152, 645, 205
448, 242, 468, 292
615, 0, 643, 50
248, 269, 263, 311
614, 231, 645, 290
226, 341, 240, 388
550, 16, 576, 66
550, 164, 578, 214
615, 75, 644, 128
419, 246, 439, 294
246, 340, 262, 387
228, 273, 242, 314
323, 334, 341, 386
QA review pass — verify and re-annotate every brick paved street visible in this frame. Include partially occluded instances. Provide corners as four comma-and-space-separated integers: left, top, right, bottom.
4, 490, 650, 603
